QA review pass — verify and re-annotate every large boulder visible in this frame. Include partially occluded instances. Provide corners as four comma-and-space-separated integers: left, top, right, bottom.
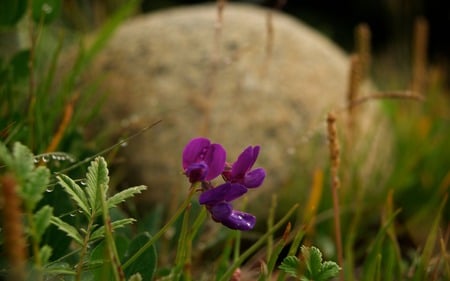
74, 3, 384, 210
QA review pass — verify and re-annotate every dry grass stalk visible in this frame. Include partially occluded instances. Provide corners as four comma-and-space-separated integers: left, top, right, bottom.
1, 173, 27, 281
345, 90, 425, 111
411, 17, 429, 95
355, 23, 371, 80
346, 54, 362, 141
326, 112, 344, 280
45, 93, 79, 153
265, 0, 286, 58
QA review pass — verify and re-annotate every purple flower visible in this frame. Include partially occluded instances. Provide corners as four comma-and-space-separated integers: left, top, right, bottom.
199, 182, 256, 231
223, 146, 266, 188
182, 137, 226, 183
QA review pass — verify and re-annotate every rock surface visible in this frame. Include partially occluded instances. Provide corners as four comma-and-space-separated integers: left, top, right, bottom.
74, 3, 383, 209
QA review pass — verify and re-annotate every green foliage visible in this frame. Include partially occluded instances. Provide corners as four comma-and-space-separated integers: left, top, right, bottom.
53, 156, 146, 244
123, 233, 158, 281
279, 246, 341, 281
0, 142, 50, 210
0, 0, 27, 26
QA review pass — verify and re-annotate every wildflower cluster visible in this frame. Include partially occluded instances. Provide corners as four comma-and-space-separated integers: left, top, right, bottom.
182, 137, 266, 231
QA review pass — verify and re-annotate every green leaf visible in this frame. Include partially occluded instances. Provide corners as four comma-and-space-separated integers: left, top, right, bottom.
32, 0, 61, 24
90, 218, 136, 241
50, 216, 83, 245
22, 165, 50, 209
39, 244, 53, 265
107, 185, 147, 209
278, 256, 300, 277
303, 246, 323, 278
34, 205, 54, 241
123, 233, 157, 281
362, 210, 401, 281
57, 174, 90, 216
0, 0, 27, 26
317, 261, 341, 281
10, 50, 30, 80
85, 157, 109, 212
89, 235, 130, 281
12, 142, 35, 179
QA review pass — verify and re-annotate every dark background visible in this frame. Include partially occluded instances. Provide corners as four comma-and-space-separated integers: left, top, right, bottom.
140, 0, 449, 70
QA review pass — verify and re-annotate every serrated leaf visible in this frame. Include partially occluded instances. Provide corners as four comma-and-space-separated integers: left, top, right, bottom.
278, 256, 300, 277
107, 185, 147, 209
303, 246, 323, 278
12, 142, 35, 177
124, 233, 157, 281
22, 166, 50, 209
90, 218, 136, 241
39, 244, 53, 265
34, 205, 53, 241
85, 157, 109, 212
51, 216, 83, 245
317, 261, 341, 281
57, 174, 90, 216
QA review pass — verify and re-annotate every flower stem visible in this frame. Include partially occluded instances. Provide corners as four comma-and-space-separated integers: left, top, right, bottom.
122, 187, 197, 270
218, 204, 299, 281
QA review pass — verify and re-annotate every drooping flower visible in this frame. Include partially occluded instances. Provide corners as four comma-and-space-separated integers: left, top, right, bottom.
199, 182, 256, 230
223, 145, 266, 188
182, 137, 226, 183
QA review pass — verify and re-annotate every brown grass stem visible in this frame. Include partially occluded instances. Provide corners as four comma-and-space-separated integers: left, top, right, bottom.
326, 112, 344, 281
411, 17, 428, 95
341, 91, 425, 112
346, 55, 362, 141
1, 174, 27, 281
46, 93, 79, 153
355, 23, 371, 80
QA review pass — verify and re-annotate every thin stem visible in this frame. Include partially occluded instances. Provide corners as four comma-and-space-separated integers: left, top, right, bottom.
122, 187, 197, 270
326, 112, 344, 281
218, 204, 299, 281
100, 182, 125, 281
75, 215, 95, 281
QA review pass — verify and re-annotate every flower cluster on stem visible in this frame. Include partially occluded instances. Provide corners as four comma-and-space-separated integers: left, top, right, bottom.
182, 137, 266, 230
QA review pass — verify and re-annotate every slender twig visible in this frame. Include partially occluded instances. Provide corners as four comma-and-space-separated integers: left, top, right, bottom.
326, 112, 344, 281
341, 91, 425, 112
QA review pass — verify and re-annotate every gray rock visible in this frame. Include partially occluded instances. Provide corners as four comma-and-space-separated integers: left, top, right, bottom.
74, 3, 386, 211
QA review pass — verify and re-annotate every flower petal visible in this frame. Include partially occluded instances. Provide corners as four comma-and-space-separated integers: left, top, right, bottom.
204, 143, 226, 180
182, 137, 211, 169
185, 162, 208, 183
199, 183, 247, 205
231, 146, 260, 179
209, 202, 232, 222
244, 167, 266, 188
220, 210, 256, 231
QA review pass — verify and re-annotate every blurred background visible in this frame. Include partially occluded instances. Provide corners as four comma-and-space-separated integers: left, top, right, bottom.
60, 0, 450, 87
